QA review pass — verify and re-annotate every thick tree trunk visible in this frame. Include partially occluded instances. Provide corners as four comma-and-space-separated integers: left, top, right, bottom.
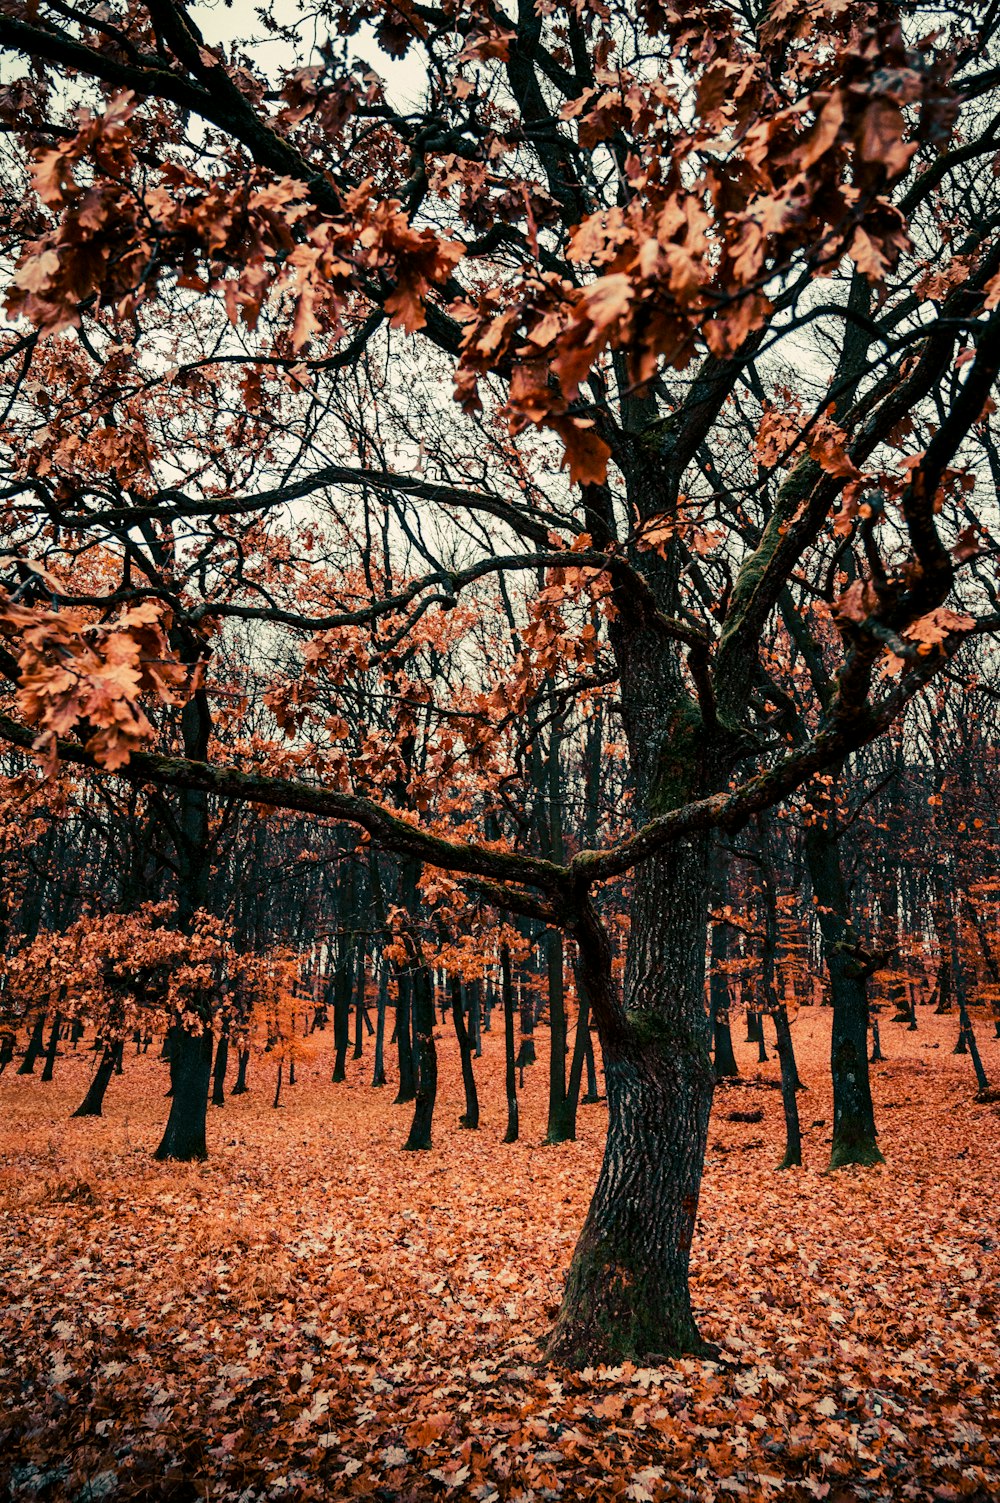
547, 1008, 713, 1363
805, 819, 883, 1169
154, 1028, 213, 1160
72, 1042, 117, 1117
548, 847, 715, 1365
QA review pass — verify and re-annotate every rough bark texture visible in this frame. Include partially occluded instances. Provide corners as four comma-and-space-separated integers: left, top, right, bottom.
547, 1003, 715, 1364
548, 836, 715, 1364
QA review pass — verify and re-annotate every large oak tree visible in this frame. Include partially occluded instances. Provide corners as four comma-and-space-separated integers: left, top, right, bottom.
2, 0, 1000, 1362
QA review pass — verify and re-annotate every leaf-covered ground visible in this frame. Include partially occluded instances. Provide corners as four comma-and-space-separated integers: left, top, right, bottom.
0, 1008, 997, 1503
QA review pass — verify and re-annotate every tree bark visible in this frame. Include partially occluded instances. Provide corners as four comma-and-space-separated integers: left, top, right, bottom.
500, 942, 519, 1143
403, 965, 437, 1150
393, 974, 416, 1104
548, 850, 715, 1364
72, 1042, 117, 1118
772, 1004, 803, 1169
451, 973, 480, 1129
211, 1026, 229, 1106
154, 1027, 213, 1161
17, 1012, 46, 1075
40, 1010, 63, 1083
805, 815, 883, 1169
372, 965, 388, 1087
545, 929, 572, 1143
231, 1046, 250, 1095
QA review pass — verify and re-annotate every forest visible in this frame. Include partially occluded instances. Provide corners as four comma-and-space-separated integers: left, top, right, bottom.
0, 0, 999, 1498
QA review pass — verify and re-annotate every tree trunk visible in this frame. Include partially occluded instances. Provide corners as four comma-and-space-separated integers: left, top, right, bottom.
40, 1010, 63, 1083
72, 1042, 117, 1118
451, 973, 479, 1129
518, 967, 537, 1065
948, 896, 990, 1095
547, 1008, 713, 1363
17, 1012, 46, 1075
709, 854, 739, 1078
331, 937, 352, 1083
231, 1047, 250, 1095
772, 1005, 803, 1169
582, 1025, 600, 1103
393, 975, 416, 1103
545, 930, 573, 1143
372, 967, 388, 1088
805, 817, 883, 1169
353, 987, 364, 1059
468, 978, 482, 1058
154, 1027, 213, 1161
403, 966, 437, 1151
869, 1009, 884, 1062
548, 848, 715, 1365
501, 943, 519, 1143
211, 1027, 229, 1106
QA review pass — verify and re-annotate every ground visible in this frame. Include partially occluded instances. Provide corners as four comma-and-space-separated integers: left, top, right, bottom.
0, 1008, 997, 1503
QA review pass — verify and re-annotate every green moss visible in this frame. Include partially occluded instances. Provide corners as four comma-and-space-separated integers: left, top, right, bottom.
638, 413, 679, 453
546, 1237, 710, 1367
623, 1008, 675, 1049
828, 1138, 886, 1171
649, 698, 702, 815
719, 460, 817, 658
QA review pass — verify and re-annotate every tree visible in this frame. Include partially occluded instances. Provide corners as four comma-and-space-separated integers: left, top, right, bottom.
2, 0, 1000, 1364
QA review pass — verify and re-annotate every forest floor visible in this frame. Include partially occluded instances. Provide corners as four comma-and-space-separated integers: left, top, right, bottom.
0, 1008, 998, 1503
